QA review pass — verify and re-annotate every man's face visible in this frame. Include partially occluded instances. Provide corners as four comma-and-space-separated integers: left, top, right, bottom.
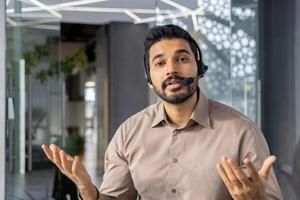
148, 38, 198, 104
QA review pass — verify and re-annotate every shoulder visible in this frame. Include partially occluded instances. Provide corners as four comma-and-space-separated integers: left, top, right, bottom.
208, 99, 257, 132
121, 102, 161, 128
113, 102, 161, 141
208, 99, 269, 155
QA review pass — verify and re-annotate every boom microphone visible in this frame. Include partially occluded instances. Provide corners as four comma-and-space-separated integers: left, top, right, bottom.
181, 75, 201, 86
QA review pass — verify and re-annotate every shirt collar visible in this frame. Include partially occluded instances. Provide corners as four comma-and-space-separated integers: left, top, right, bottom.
151, 101, 166, 128
190, 88, 211, 129
151, 88, 211, 129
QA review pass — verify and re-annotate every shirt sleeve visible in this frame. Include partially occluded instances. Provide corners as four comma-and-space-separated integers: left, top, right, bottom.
78, 186, 118, 200
99, 125, 138, 199
238, 124, 283, 200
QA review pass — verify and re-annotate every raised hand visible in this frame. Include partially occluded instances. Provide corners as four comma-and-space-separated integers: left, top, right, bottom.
41, 144, 98, 199
216, 155, 276, 200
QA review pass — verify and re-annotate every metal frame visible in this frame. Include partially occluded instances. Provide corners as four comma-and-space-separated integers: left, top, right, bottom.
0, 0, 6, 198
296, 0, 300, 141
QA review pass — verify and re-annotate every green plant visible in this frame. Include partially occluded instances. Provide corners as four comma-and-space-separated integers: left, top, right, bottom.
23, 37, 88, 83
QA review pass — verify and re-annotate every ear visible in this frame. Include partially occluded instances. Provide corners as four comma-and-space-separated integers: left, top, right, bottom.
148, 82, 153, 89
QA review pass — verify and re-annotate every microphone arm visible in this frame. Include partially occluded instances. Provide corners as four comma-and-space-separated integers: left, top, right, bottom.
181, 75, 201, 86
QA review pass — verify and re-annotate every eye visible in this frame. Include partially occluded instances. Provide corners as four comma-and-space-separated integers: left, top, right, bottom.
155, 61, 165, 67
178, 57, 189, 62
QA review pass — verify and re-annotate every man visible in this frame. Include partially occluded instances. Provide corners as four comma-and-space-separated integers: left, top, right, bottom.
42, 24, 283, 200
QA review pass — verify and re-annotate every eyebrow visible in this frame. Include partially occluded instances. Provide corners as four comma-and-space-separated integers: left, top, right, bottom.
151, 49, 192, 63
174, 49, 191, 55
151, 53, 164, 63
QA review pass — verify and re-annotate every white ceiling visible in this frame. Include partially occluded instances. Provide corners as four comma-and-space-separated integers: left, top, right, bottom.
6, 0, 200, 28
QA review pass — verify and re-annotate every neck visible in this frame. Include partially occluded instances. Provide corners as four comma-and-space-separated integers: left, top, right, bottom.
163, 90, 198, 127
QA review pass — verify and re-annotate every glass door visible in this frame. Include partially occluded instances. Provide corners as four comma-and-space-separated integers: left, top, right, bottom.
5, 0, 63, 198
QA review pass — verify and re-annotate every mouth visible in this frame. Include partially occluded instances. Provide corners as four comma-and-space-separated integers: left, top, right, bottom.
166, 80, 182, 90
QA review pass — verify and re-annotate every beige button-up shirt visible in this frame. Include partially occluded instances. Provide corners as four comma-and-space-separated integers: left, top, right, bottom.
99, 89, 283, 200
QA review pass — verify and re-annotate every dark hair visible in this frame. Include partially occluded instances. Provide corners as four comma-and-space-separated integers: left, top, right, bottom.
144, 24, 199, 70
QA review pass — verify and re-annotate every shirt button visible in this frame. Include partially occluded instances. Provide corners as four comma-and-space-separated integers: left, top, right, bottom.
173, 158, 178, 163
171, 188, 176, 193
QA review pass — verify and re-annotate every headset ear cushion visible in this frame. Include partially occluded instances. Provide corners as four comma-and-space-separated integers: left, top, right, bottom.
145, 69, 151, 83
197, 61, 203, 75
143, 55, 152, 83
144, 71, 149, 82
197, 64, 201, 76
201, 64, 208, 77
197, 61, 208, 77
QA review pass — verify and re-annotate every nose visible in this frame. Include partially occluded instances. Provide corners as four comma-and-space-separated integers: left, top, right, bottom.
166, 60, 179, 76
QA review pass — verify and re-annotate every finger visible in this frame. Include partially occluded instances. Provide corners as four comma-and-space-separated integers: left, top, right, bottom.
243, 159, 260, 182
258, 155, 276, 179
217, 163, 233, 189
60, 150, 72, 173
222, 157, 243, 188
54, 145, 75, 161
50, 144, 62, 167
227, 158, 251, 186
50, 143, 63, 151
41, 144, 54, 162
56, 146, 74, 161
71, 156, 80, 174
64, 152, 74, 161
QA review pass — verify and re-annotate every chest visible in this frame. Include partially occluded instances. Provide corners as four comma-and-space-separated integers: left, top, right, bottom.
127, 126, 237, 199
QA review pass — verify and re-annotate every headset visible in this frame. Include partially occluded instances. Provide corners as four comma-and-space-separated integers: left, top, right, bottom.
143, 37, 208, 84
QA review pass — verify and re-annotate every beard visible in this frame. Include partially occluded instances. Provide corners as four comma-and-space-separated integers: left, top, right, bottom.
152, 74, 198, 104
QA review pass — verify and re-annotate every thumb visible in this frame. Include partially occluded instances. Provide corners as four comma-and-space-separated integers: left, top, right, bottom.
258, 155, 276, 179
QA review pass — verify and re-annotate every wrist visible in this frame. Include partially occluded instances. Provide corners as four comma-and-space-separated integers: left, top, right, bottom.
78, 182, 98, 200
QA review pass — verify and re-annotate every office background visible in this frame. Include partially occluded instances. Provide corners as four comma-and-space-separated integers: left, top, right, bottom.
0, 0, 300, 199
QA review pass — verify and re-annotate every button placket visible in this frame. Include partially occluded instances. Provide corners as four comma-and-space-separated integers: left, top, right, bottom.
173, 129, 178, 136
167, 128, 183, 200
170, 129, 181, 164
173, 129, 182, 136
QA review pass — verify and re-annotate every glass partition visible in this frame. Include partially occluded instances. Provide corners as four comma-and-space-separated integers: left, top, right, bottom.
155, 0, 259, 123
6, 0, 62, 198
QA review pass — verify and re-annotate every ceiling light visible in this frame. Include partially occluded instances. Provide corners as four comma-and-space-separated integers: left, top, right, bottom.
28, 0, 62, 18
191, 14, 199, 31
7, 13, 55, 18
6, 0, 108, 14
30, 24, 60, 30
124, 9, 141, 22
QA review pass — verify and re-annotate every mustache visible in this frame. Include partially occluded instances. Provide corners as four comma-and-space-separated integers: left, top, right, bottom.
162, 75, 185, 89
